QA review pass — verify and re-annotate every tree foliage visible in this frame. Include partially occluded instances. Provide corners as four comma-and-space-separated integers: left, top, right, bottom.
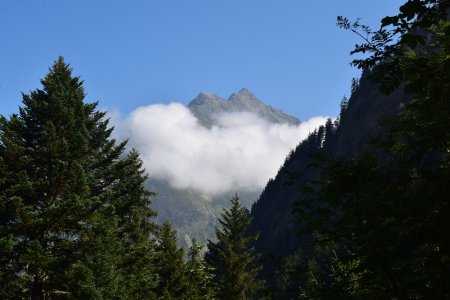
0, 57, 159, 299
206, 194, 265, 300
154, 221, 188, 299
185, 239, 217, 299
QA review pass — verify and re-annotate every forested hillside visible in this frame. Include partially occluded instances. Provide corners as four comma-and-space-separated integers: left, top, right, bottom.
249, 69, 411, 261
249, 1, 450, 298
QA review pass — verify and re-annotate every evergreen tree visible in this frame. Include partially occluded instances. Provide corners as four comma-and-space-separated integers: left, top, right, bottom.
323, 118, 334, 148
112, 149, 159, 299
350, 77, 359, 94
206, 194, 264, 300
339, 95, 348, 120
155, 221, 188, 299
185, 239, 217, 299
0, 57, 158, 299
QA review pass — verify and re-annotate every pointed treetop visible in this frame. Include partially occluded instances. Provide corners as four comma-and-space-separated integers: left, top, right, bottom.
40, 56, 84, 97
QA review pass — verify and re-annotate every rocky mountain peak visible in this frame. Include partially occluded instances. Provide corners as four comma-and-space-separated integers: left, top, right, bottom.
228, 88, 262, 108
188, 89, 301, 127
236, 88, 254, 96
189, 92, 225, 106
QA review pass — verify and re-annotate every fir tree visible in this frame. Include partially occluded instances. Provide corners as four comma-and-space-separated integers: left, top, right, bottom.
0, 57, 158, 299
111, 149, 159, 299
206, 194, 264, 300
155, 221, 188, 299
339, 95, 348, 120
185, 239, 217, 299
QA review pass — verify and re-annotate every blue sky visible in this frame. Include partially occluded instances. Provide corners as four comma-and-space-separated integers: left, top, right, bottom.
0, 0, 404, 120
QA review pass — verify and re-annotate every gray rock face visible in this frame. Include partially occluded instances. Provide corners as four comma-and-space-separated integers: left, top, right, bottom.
188, 88, 301, 127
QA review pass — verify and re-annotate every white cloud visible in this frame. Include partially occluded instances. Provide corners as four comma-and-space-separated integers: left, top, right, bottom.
114, 103, 328, 195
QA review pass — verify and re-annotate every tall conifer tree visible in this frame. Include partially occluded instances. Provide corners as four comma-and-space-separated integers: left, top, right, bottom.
206, 194, 264, 300
185, 239, 217, 299
0, 57, 158, 299
154, 221, 188, 299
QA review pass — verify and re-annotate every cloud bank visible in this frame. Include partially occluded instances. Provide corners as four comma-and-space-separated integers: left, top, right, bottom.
114, 103, 327, 195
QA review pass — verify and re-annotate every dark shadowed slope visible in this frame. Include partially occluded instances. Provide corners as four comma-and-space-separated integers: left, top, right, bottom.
248, 71, 411, 262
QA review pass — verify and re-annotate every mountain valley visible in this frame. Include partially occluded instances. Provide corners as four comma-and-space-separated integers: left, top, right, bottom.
147, 88, 304, 247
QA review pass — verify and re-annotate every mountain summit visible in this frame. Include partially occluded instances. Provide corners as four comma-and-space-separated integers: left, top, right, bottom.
188, 88, 301, 127
228, 88, 264, 107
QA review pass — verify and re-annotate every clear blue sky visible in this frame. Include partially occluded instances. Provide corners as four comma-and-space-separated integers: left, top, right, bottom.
0, 0, 404, 120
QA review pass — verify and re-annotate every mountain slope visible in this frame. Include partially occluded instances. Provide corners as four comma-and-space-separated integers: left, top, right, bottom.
248, 71, 412, 265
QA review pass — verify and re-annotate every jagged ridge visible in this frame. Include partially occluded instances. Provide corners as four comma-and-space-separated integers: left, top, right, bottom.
188, 88, 301, 127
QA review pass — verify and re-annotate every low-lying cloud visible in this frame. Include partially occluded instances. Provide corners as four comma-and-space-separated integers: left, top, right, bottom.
114, 103, 328, 195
